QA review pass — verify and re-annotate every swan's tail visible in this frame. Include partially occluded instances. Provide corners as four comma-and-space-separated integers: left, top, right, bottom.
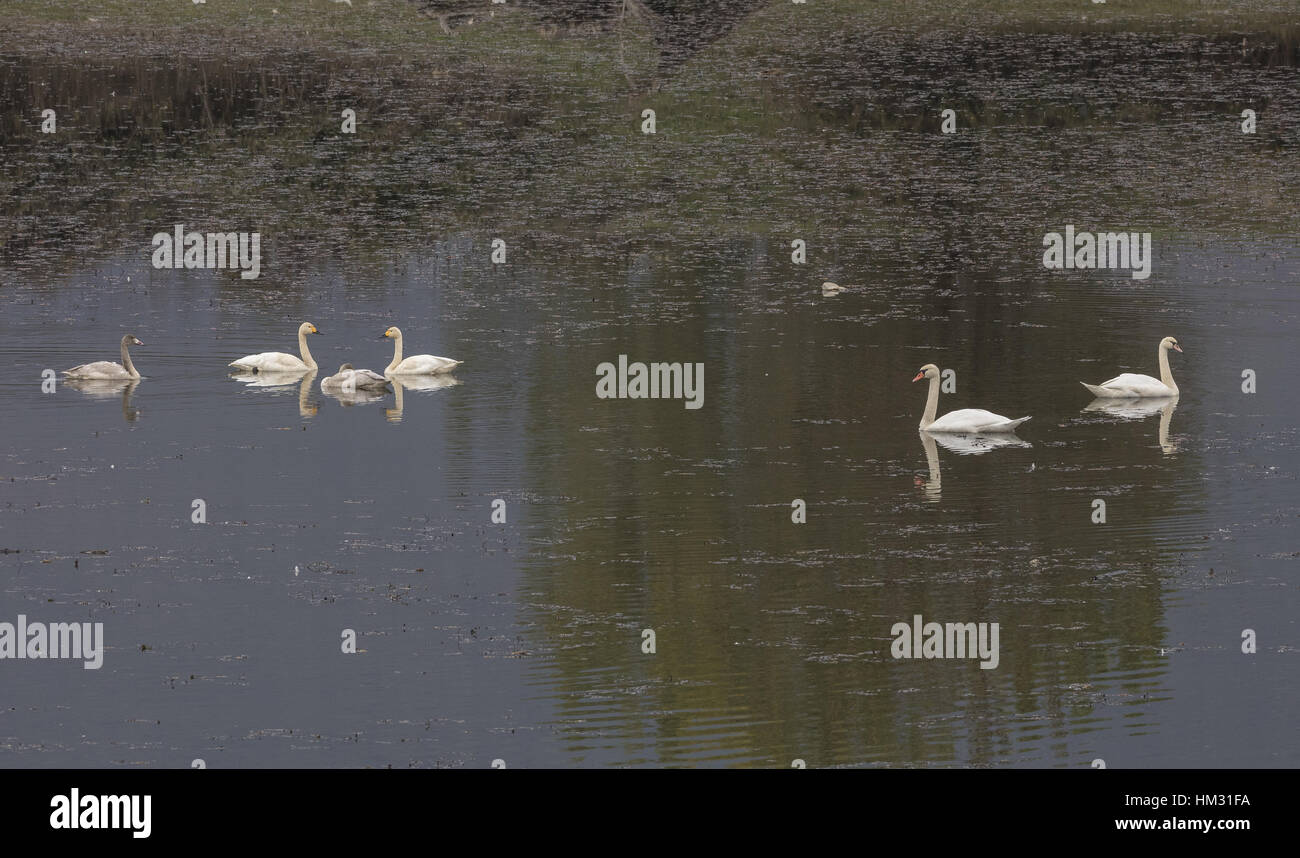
1004, 416, 1031, 431
1080, 382, 1109, 397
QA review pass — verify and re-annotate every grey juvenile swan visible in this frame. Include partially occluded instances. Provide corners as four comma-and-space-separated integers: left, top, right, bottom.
321, 363, 389, 392
64, 334, 144, 380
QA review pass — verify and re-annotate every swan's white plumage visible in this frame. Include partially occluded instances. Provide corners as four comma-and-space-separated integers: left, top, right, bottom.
230, 322, 320, 373
383, 326, 461, 376
926, 408, 1031, 434
1081, 373, 1171, 398
913, 363, 1029, 434
391, 354, 461, 374
1082, 336, 1182, 398
229, 351, 311, 372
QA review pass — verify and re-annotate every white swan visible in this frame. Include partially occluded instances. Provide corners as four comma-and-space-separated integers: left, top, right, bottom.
382, 326, 461, 376
822, 281, 846, 296
64, 334, 144, 379
229, 322, 320, 372
913, 363, 1030, 433
321, 363, 389, 392
1081, 336, 1182, 398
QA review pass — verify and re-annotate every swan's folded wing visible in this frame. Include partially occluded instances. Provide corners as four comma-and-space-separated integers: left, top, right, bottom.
927, 408, 1028, 433
395, 354, 462, 374
955, 409, 1020, 432
231, 351, 306, 371
972, 415, 1030, 432
1098, 372, 1167, 396
927, 408, 997, 432
353, 369, 390, 388
64, 361, 126, 378
229, 351, 271, 368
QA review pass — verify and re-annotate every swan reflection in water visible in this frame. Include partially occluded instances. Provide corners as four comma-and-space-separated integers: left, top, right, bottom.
323, 384, 390, 408
230, 369, 319, 418
64, 377, 141, 423
226, 369, 459, 419
385, 375, 460, 422
916, 430, 1031, 503
1084, 396, 1179, 454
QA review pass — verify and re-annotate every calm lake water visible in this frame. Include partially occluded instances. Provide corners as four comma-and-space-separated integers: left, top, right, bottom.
0, 1, 1297, 767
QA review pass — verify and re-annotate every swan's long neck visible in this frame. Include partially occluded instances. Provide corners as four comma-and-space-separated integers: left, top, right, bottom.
298, 328, 317, 370
1158, 344, 1177, 393
920, 375, 940, 429
121, 340, 139, 378
386, 333, 403, 374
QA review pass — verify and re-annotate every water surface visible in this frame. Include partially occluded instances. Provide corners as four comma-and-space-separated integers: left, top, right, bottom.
1, 1, 1297, 767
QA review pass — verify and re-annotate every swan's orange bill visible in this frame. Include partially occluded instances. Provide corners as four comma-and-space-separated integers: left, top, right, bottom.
1174, 344, 1183, 352
911, 371, 925, 382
